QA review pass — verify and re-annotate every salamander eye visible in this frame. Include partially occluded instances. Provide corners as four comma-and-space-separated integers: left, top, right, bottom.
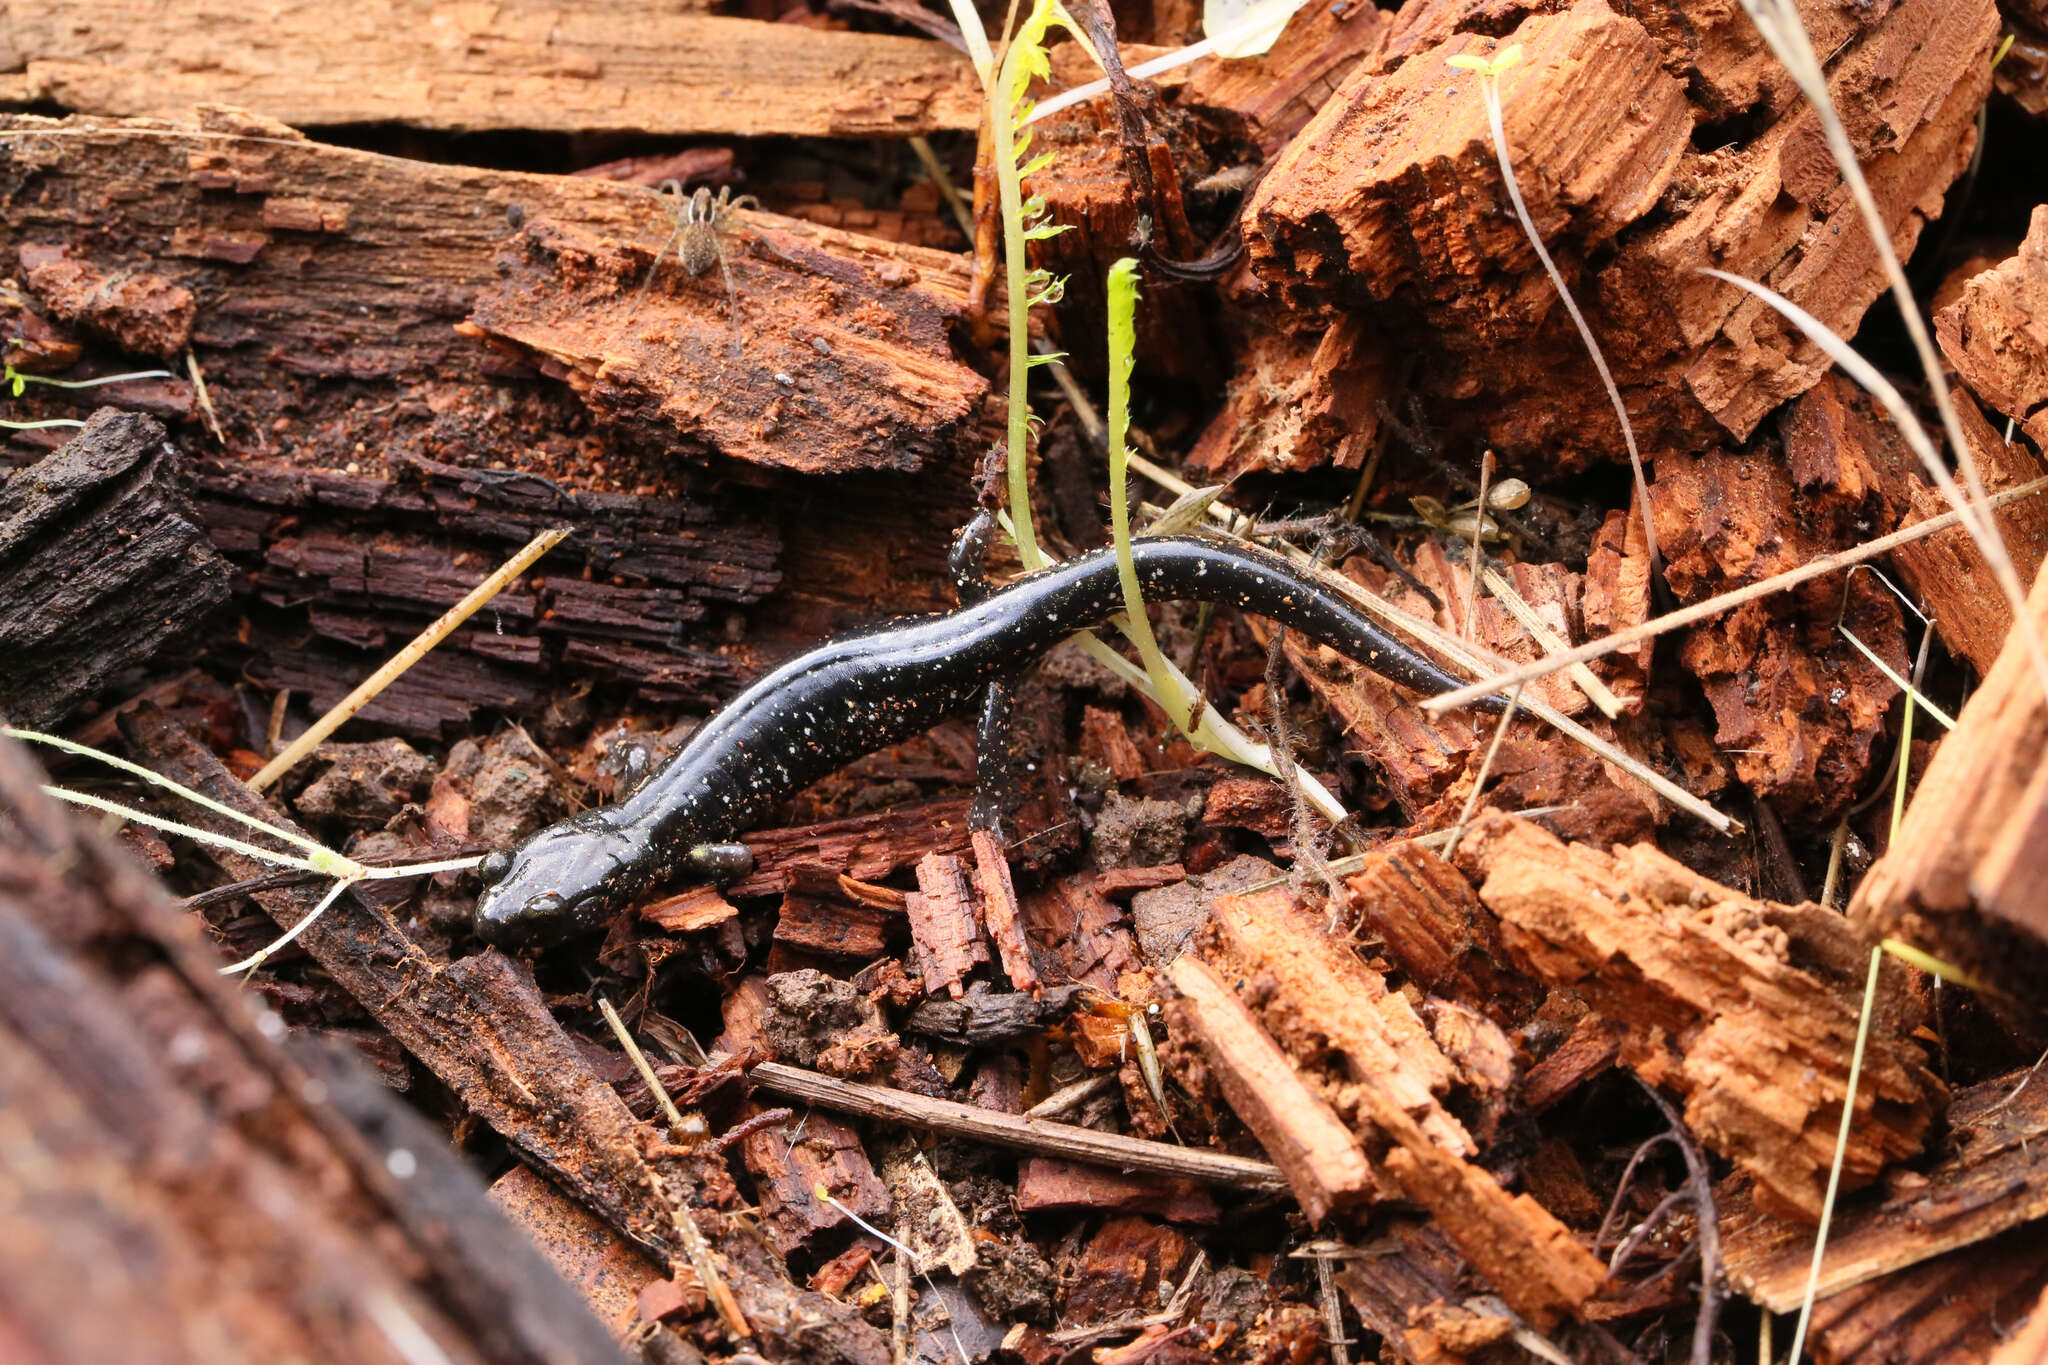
523, 892, 566, 919
478, 849, 514, 884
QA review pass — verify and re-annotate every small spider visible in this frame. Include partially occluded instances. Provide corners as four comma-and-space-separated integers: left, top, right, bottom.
636, 180, 759, 353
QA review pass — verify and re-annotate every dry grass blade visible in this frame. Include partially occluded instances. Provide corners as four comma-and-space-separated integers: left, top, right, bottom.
249, 527, 569, 791
1285, 550, 1740, 833
1422, 476, 2048, 712
1480, 564, 1625, 718
1734, 0, 2048, 712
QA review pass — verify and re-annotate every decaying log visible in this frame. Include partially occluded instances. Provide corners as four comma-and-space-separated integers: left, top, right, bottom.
1460, 813, 1942, 1220
0, 108, 986, 477
1246, 0, 1996, 468
1720, 1066, 2048, 1313
1937, 204, 2048, 455
0, 734, 629, 1365
0, 410, 228, 727
1020, 872, 1145, 991
468, 216, 989, 475
1162, 955, 1378, 1223
1851, 569, 2048, 997
4, 1, 982, 138
1801, 1221, 2048, 1365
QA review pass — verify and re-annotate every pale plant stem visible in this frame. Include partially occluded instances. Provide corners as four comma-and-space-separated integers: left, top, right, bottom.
1422, 476, 2048, 712
1785, 943, 1884, 1365
41, 786, 348, 875
1465, 450, 1493, 641
1441, 684, 1525, 861
6, 725, 330, 855
218, 877, 356, 975
1475, 70, 1660, 577
1737, 0, 2048, 709
250, 527, 568, 791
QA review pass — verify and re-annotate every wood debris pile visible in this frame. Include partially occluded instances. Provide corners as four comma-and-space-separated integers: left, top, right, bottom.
2, 1, 2048, 1362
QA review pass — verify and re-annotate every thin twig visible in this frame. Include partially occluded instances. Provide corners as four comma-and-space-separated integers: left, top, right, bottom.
1441, 684, 1525, 862
750, 1062, 1286, 1190
250, 528, 569, 791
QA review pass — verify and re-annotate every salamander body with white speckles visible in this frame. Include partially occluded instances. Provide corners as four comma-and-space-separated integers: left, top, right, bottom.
472, 536, 1504, 946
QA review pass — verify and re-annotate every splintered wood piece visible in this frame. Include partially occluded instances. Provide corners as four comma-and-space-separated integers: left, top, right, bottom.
1178, 0, 1388, 153
1015, 1158, 1221, 1223
748, 1061, 1287, 1192
717, 978, 891, 1256
1336, 1221, 1517, 1365
8, 3, 983, 138
1200, 888, 1475, 1159
471, 217, 988, 475
1078, 705, 1149, 782
1019, 874, 1144, 992
1802, 1221, 2048, 1365
771, 893, 897, 961
1342, 842, 1546, 1027
1719, 1066, 2048, 1312
490, 1166, 667, 1341
1463, 814, 1943, 1220
971, 829, 1040, 995
1185, 314, 1393, 480
1246, 0, 1996, 468
640, 884, 739, 934
1937, 205, 2048, 454
1163, 956, 1378, 1224
1851, 569, 2048, 994
907, 853, 990, 999
876, 1139, 977, 1277
0, 411, 229, 727
1520, 1012, 1629, 1113
1652, 444, 1908, 823
1377, 1124, 1605, 1332
1781, 373, 2048, 678
729, 796, 973, 898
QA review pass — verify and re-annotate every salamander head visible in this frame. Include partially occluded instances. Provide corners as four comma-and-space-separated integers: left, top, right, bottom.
473, 814, 647, 948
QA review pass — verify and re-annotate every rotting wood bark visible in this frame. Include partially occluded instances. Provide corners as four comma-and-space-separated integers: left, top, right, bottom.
0, 409, 229, 728
1851, 568, 2048, 998
1459, 812, 1943, 1221
1163, 954, 1379, 1223
1245, 0, 1997, 470
1937, 204, 2048, 456
0, 107, 988, 478
0, 734, 631, 1365
4, 1, 984, 139
907, 851, 991, 998
1720, 1065, 2048, 1313
1780, 372, 2048, 679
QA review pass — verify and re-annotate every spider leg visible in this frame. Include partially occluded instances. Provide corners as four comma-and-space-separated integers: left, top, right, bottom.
632, 222, 684, 306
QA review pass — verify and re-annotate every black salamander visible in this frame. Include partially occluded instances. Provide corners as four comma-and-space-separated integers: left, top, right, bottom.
473, 535, 1505, 946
